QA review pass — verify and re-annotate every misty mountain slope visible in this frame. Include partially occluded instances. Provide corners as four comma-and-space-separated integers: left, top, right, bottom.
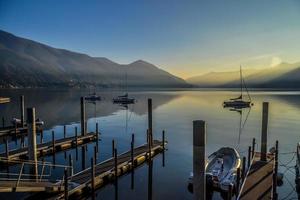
0, 30, 188, 88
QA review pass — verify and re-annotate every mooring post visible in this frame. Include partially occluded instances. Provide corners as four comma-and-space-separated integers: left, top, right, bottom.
227, 184, 232, 200
94, 145, 97, 165
148, 153, 153, 200
148, 98, 153, 146
64, 168, 69, 200
5, 137, 9, 159
251, 138, 256, 158
114, 148, 118, 200
131, 133, 135, 190
40, 129, 43, 144
75, 126, 78, 146
242, 156, 246, 181
247, 146, 251, 168
69, 154, 73, 176
112, 139, 115, 157
236, 167, 241, 196
162, 130, 165, 150
91, 157, 95, 200
52, 130, 55, 153
64, 125, 66, 138
20, 95, 25, 127
2, 117, 4, 128
193, 120, 206, 200
80, 97, 86, 136
273, 140, 279, 200
27, 107, 37, 175
96, 123, 99, 153
261, 102, 269, 162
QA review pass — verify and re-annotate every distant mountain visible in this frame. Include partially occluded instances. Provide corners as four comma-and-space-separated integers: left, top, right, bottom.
0, 30, 189, 88
186, 62, 300, 88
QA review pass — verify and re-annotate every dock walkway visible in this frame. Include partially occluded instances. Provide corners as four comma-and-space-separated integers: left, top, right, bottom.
238, 152, 275, 200
0, 133, 97, 161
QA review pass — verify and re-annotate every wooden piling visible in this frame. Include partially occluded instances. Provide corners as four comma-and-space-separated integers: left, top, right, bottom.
52, 130, 55, 153
69, 154, 73, 176
148, 99, 153, 146
228, 184, 232, 200
193, 120, 206, 200
247, 146, 251, 168
273, 140, 278, 199
75, 127, 78, 146
20, 95, 25, 127
64, 168, 69, 200
96, 123, 99, 153
27, 108, 37, 164
162, 130, 165, 150
252, 138, 256, 158
261, 102, 269, 161
236, 167, 241, 196
64, 125, 66, 138
91, 158, 95, 200
40, 129, 43, 144
242, 156, 246, 181
112, 139, 115, 157
131, 134, 135, 190
80, 97, 86, 136
5, 138, 9, 159
2, 117, 4, 128
94, 146, 97, 165
114, 148, 118, 200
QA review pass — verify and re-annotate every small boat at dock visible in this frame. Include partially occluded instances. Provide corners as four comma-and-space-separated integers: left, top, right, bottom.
11, 118, 44, 126
188, 147, 241, 192
113, 93, 135, 104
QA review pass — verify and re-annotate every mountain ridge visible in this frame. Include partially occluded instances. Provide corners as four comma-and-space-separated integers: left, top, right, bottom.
0, 30, 189, 88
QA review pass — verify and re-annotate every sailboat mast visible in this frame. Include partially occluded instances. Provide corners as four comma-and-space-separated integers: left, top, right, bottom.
240, 65, 243, 99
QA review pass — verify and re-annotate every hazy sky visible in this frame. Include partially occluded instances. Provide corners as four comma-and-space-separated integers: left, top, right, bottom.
1, 0, 300, 78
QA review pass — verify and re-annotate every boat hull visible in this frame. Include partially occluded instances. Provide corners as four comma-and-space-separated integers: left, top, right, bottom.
223, 100, 252, 108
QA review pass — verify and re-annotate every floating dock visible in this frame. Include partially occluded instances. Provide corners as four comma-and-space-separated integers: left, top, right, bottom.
0, 132, 98, 162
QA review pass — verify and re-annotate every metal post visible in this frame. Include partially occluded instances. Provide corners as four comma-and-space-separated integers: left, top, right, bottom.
64, 168, 69, 200
193, 120, 206, 200
27, 107, 37, 174
69, 154, 73, 176
148, 99, 153, 146
80, 97, 86, 136
20, 95, 25, 127
252, 138, 256, 158
247, 146, 251, 168
261, 102, 269, 161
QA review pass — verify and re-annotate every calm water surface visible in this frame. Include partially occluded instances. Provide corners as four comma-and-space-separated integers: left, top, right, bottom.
0, 89, 299, 199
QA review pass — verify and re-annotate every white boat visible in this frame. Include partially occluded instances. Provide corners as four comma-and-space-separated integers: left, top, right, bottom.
223, 65, 253, 108
188, 147, 241, 192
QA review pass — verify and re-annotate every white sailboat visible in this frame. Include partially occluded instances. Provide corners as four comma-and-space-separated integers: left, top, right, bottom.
223, 65, 253, 108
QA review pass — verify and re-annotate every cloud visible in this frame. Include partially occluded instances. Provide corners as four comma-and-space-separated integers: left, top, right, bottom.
270, 57, 282, 67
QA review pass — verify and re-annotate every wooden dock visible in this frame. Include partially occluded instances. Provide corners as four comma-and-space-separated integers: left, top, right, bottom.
0, 125, 43, 138
58, 140, 165, 199
238, 152, 275, 200
0, 97, 10, 104
0, 133, 98, 162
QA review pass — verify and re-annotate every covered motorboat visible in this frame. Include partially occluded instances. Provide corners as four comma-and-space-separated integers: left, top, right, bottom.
188, 147, 241, 192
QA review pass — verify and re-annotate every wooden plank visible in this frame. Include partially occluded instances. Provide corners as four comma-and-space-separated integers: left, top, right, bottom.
238, 152, 274, 200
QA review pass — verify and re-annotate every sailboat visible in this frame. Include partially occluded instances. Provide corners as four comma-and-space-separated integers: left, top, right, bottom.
85, 85, 101, 101
113, 69, 135, 105
223, 65, 253, 108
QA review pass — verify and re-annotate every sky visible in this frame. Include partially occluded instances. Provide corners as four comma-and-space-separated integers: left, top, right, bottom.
0, 0, 300, 78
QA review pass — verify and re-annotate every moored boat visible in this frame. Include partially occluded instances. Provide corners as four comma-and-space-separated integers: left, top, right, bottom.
188, 147, 241, 192
84, 93, 101, 101
113, 93, 135, 104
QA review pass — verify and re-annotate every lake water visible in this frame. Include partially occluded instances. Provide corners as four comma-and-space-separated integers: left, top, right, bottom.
0, 89, 299, 199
